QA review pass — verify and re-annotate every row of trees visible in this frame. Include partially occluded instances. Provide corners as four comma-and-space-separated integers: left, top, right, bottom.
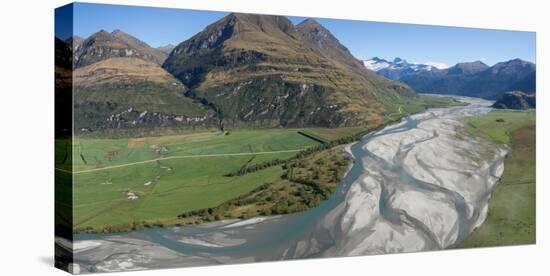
74, 220, 167, 234
224, 128, 373, 177
225, 158, 286, 177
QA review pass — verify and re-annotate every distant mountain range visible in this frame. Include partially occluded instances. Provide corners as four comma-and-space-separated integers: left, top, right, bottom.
363, 57, 443, 79
364, 57, 536, 99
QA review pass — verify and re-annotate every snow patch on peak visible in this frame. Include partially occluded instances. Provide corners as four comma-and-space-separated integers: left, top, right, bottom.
363, 57, 448, 73
363, 58, 391, 71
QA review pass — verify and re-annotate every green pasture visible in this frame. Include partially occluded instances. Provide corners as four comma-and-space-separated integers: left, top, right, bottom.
68, 129, 319, 171
465, 109, 535, 144
64, 129, 327, 230
460, 109, 536, 247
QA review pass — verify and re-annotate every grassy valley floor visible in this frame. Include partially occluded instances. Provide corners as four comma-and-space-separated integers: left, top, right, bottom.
57, 127, 364, 233
177, 145, 351, 223
460, 109, 535, 247
58, 129, 317, 232
56, 95, 461, 233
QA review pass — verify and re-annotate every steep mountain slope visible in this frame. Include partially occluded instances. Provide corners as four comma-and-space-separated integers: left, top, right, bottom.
74, 58, 215, 133
296, 18, 365, 70
492, 91, 536, 109
295, 19, 416, 100
473, 59, 536, 98
398, 59, 535, 99
74, 29, 168, 68
164, 14, 415, 128
508, 71, 536, 93
72, 31, 216, 134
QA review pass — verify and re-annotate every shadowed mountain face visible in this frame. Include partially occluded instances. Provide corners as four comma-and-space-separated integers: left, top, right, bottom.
55, 38, 73, 138
396, 59, 535, 99
55, 37, 72, 70
74, 30, 168, 68
492, 91, 536, 109
163, 13, 415, 128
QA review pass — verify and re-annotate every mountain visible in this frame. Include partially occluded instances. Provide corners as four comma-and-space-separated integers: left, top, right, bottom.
294, 19, 416, 98
363, 57, 392, 71
363, 57, 442, 80
55, 37, 72, 70
55, 38, 73, 137
163, 14, 415, 128
157, 44, 176, 54
296, 18, 365, 70
492, 91, 536, 109
74, 29, 168, 68
72, 30, 216, 134
64, 35, 84, 51
394, 59, 535, 99
73, 58, 216, 133
446, 61, 489, 75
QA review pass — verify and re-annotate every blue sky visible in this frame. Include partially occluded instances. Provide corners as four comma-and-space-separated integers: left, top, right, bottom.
66, 3, 536, 67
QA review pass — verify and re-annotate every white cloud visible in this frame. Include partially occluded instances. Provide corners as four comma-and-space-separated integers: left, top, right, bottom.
423, 61, 449, 69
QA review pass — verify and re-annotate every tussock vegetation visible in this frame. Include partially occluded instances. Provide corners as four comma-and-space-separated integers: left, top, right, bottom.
74, 58, 179, 87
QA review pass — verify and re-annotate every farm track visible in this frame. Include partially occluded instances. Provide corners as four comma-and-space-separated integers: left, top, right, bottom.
55, 149, 303, 174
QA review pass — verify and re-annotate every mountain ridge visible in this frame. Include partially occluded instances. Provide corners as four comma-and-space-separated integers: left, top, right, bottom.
67, 31, 217, 134
163, 13, 416, 128
366, 57, 536, 99
363, 57, 441, 80
492, 91, 536, 109
157, 44, 176, 54
74, 29, 168, 68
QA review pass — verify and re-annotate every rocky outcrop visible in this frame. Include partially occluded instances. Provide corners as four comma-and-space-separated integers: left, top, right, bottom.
492, 91, 536, 109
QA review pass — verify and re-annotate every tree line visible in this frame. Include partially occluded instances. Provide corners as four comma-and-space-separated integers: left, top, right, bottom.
224, 128, 373, 177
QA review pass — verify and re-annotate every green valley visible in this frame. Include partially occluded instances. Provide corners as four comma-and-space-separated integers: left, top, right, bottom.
64, 129, 319, 232
460, 109, 536, 247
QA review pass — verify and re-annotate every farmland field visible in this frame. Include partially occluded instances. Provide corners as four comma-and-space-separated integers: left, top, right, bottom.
55, 129, 330, 231
58, 129, 319, 172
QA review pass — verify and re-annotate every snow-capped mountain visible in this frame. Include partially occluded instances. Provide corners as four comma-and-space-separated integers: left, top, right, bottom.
363, 57, 393, 71
363, 56, 535, 99
363, 57, 446, 80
